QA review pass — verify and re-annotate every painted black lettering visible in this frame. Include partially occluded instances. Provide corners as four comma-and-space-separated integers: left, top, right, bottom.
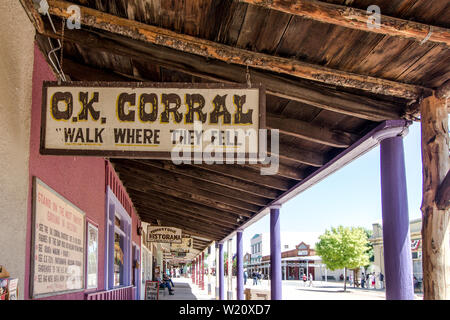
117, 93, 136, 121
126, 129, 135, 144
64, 128, 76, 142
95, 128, 104, 143
210, 94, 231, 124
143, 129, 153, 144
161, 94, 183, 123
51, 92, 73, 120
114, 128, 126, 143
185, 94, 206, 123
78, 92, 100, 121
233, 94, 253, 124
139, 93, 158, 122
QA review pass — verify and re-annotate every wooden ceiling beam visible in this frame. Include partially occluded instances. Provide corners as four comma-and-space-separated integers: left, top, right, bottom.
41, 24, 405, 121
124, 187, 243, 225
112, 159, 271, 206
133, 199, 239, 229
242, 163, 306, 180
267, 114, 359, 148
139, 213, 225, 239
129, 181, 255, 217
45, 0, 426, 100
138, 208, 234, 234
131, 195, 241, 228
19, 0, 45, 33
132, 198, 238, 228
137, 160, 281, 199
119, 171, 261, 215
274, 146, 326, 167
189, 164, 292, 191
119, 172, 262, 216
241, 0, 450, 47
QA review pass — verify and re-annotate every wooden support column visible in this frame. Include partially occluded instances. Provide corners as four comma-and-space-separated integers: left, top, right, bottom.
420, 92, 450, 300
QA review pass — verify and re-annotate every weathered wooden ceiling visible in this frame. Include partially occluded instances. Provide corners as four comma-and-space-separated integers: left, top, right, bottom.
22, 0, 450, 256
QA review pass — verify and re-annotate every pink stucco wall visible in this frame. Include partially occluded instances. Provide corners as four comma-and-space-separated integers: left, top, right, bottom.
25, 44, 107, 300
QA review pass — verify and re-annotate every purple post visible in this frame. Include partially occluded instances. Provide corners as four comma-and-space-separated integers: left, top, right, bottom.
236, 230, 244, 300
219, 242, 225, 300
270, 206, 282, 300
380, 136, 414, 300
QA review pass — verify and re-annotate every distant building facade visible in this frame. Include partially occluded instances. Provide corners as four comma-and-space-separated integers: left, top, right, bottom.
247, 232, 347, 281
371, 218, 423, 290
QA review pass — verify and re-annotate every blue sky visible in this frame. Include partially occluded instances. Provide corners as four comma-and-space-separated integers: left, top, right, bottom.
237, 121, 424, 253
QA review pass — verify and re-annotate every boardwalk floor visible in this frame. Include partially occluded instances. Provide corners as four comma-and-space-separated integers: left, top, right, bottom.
158, 277, 214, 300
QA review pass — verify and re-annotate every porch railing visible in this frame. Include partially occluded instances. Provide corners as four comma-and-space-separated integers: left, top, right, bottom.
86, 286, 136, 300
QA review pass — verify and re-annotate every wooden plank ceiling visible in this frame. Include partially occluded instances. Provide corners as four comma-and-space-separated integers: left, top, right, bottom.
22, 0, 449, 256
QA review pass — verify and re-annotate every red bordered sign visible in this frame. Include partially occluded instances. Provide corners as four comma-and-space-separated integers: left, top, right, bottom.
144, 280, 160, 300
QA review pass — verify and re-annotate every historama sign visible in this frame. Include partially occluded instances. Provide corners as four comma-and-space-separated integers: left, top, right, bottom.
147, 226, 182, 244
40, 82, 264, 160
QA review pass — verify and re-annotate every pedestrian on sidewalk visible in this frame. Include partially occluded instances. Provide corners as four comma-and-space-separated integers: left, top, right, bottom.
379, 272, 384, 289
244, 269, 248, 285
302, 273, 307, 286
252, 271, 258, 285
308, 273, 314, 287
371, 273, 376, 289
361, 273, 365, 288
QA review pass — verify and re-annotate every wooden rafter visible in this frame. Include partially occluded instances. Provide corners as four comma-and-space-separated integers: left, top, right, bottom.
189, 164, 292, 191
242, 163, 306, 180
132, 199, 239, 229
139, 160, 281, 199
124, 186, 243, 224
120, 171, 261, 214
241, 0, 450, 47
19, 0, 45, 33
45, 0, 426, 100
139, 212, 222, 239
113, 160, 270, 206
138, 208, 234, 234
267, 114, 359, 148
41, 26, 405, 121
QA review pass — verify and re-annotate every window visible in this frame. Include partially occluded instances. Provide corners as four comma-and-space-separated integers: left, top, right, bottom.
106, 187, 132, 289
86, 222, 98, 289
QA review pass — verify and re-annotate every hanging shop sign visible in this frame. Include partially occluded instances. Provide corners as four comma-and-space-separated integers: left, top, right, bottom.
40, 82, 264, 159
170, 236, 193, 252
147, 226, 182, 244
30, 177, 86, 299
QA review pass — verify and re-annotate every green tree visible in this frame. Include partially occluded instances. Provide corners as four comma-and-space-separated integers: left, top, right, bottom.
315, 226, 371, 291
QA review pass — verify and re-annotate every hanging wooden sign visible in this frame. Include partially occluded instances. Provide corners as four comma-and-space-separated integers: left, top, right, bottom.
147, 226, 182, 244
40, 82, 264, 160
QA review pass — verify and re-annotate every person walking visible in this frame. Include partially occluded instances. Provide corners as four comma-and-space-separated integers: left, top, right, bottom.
252, 271, 258, 285
244, 269, 248, 285
349, 273, 354, 287
361, 273, 365, 288
379, 272, 384, 289
302, 273, 307, 286
308, 273, 314, 287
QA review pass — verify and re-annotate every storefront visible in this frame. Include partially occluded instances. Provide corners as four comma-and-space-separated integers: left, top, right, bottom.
0, 5, 142, 297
